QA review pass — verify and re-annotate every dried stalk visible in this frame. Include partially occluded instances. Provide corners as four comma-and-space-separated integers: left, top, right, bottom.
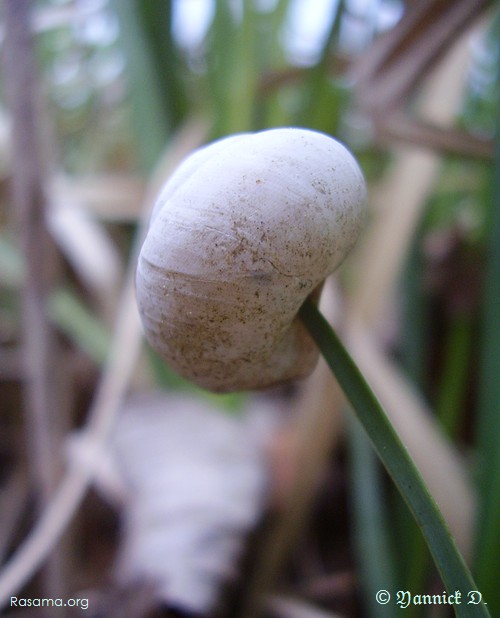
344, 324, 474, 556
375, 113, 493, 161
243, 11, 483, 615
346, 12, 479, 555
350, 20, 479, 325
0, 118, 208, 608
240, 282, 345, 617
353, 0, 493, 158
353, 0, 490, 113
2, 0, 65, 597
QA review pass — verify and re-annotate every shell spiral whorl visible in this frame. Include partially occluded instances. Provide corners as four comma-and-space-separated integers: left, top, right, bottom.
136, 128, 366, 392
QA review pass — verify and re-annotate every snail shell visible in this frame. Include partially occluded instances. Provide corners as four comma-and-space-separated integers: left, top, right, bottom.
136, 128, 366, 392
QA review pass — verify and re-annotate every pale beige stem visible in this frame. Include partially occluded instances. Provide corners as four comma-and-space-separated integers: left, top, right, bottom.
0, 119, 208, 608
345, 22, 483, 556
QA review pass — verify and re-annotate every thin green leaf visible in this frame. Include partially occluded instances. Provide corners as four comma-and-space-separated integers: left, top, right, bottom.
207, 0, 258, 136
435, 312, 473, 436
294, 0, 345, 133
0, 233, 24, 287
110, 0, 170, 171
134, 0, 188, 127
47, 288, 110, 364
299, 298, 490, 617
347, 414, 398, 618
474, 68, 500, 613
399, 228, 430, 390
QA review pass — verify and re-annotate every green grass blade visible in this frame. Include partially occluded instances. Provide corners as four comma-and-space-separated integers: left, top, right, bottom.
474, 79, 500, 613
299, 299, 490, 617
111, 0, 170, 171
295, 0, 345, 133
397, 230, 433, 607
47, 288, 110, 365
400, 228, 430, 390
347, 415, 398, 618
435, 312, 473, 437
133, 0, 188, 127
207, 0, 259, 136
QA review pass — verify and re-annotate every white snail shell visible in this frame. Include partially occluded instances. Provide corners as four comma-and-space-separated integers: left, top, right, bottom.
136, 128, 366, 392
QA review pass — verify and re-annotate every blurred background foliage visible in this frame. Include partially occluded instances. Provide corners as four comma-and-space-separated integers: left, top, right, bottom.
0, 0, 498, 616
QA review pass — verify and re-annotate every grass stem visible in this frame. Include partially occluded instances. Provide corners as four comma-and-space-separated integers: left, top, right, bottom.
299, 298, 490, 617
